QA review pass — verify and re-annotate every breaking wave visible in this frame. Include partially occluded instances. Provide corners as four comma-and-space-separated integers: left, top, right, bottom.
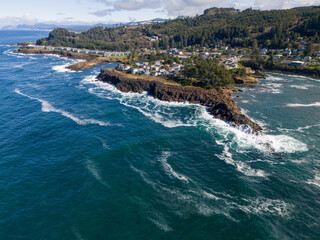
287, 102, 320, 107
130, 153, 291, 220
215, 140, 267, 177
15, 89, 111, 126
290, 84, 314, 90
80, 74, 307, 154
307, 173, 320, 188
52, 63, 75, 73
158, 152, 190, 182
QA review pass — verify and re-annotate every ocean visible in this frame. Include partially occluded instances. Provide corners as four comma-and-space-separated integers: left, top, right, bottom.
0, 30, 319, 240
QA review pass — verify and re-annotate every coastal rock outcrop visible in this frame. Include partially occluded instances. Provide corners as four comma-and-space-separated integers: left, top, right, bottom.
98, 69, 262, 132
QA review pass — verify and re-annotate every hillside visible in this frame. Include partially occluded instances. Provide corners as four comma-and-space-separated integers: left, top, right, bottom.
35, 6, 320, 51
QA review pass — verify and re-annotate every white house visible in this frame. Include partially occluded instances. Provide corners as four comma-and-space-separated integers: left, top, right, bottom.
131, 68, 139, 74
289, 61, 304, 66
260, 49, 268, 54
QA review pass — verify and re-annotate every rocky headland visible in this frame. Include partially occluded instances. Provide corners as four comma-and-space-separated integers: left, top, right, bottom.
15, 47, 128, 71
98, 69, 263, 132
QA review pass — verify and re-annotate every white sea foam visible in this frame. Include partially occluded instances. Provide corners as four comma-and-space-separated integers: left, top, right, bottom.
52, 59, 86, 73
215, 140, 267, 177
202, 110, 308, 154
236, 197, 291, 217
306, 173, 320, 188
130, 165, 158, 189
271, 72, 320, 82
240, 108, 268, 128
290, 84, 314, 90
279, 124, 320, 133
265, 75, 286, 81
158, 152, 189, 182
131, 162, 290, 220
146, 210, 173, 232
86, 159, 109, 187
287, 102, 320, 107
52, 64, 74, 73
81, 74, 308, 154
15, 89, 111, 127
97, 137, 109, 149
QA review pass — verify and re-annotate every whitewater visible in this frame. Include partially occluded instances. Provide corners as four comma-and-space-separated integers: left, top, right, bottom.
0, 30, 319, 240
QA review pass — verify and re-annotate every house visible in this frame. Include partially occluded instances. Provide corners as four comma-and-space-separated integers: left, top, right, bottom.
167, 48, 180, 55
274, 55, 283, 60
151, 65, 160, 72
89, 50, 99, 54
117, 64, 131, 71
284, 48, 292, 55
221, 46, 228, 50
104, 52, 111, 57
289, 61, 304, 66
148, 36, 159, 41
150, 72, 159, 76
160, 70, 169, 76
131, 68, 139, 74
304, 56, 312, 61
178, 55, 189, 59
260, 49, 268, 54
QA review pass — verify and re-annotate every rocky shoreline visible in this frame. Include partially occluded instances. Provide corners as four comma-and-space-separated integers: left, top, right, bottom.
15, 47, 129, 71
98, 68, 263, 132
14, 46, 263, 132
267, 69, 320, 80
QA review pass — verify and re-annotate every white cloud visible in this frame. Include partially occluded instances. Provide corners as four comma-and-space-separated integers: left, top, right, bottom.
0, 14, 100, 28
92, 0, 320, 17
253, 0, 320, 9
0, 14, 39, 27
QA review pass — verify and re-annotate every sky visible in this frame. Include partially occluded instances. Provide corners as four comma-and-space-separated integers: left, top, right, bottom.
0, 0, 320, 27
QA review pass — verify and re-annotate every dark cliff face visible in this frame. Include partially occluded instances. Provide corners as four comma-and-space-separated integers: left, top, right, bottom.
98, 69, 262, 132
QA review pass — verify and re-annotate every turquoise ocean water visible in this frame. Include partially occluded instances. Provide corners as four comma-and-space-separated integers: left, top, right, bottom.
0, 30, 319, 239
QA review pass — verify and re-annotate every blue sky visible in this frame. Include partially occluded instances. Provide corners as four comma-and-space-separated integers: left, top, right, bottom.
1, 0, 320, 27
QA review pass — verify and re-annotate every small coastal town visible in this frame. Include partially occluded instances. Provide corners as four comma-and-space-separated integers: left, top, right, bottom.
2, 3, 320, 240
26, 38, 320, 80
26, 44, 131, 57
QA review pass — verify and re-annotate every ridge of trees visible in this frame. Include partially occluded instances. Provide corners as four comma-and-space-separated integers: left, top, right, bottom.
36, 6, 320, 51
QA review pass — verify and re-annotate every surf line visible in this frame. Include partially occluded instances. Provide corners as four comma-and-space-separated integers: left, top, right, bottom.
15, 89, 111, 127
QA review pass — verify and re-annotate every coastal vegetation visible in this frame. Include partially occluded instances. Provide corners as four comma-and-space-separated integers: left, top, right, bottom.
180, 56, 234, 88
35, 6, 320, 51
241, 56, 320, 78
21, 6, 320, 87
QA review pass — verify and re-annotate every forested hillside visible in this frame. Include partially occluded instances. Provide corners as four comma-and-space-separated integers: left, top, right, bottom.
36, 6, 320, 51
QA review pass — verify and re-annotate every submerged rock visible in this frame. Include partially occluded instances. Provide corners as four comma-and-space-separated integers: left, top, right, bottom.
97, 68, 262, 132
